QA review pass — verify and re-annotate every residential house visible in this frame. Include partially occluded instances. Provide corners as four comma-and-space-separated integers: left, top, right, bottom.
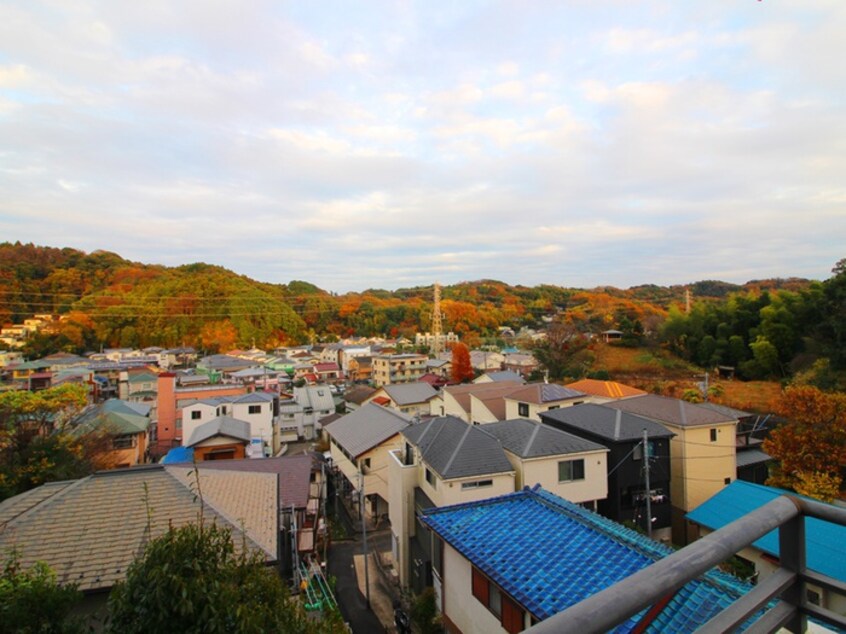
564, 378, 647, 402
324, 404, 412, 523
415, 331, 459, 350
185, 416, 251, 461
154, 373, 247, 456
180, 392, 277, 455
0, 465, 278, 619
473, 370, 526, 384
346, 355, 372, 382
313, 362, 342, 382
483, 418, 609, 506
469, 350, 505, 372
372, 353, 428, 386
70, 399, 152, 468
688, 480, 846, 615
0, 350, 24, 369
343, 385, 377, 413
430, 380, 524, 422
421, 486, 752, 634
501, 352, 538, 377
540, 403, 675, 539
228, 366, 288, 391
699, 402, 773, 486
426, 358, 452, 379
503, 383, 589, 421
365, 382, 439, 416
277, 385, 336, 442
605, 394, 739, 544
388, 416, 516, 591
419, 372, 449, 389
158, 346, 197, 370
338, 344, 372, 372
118, 370, 158, 402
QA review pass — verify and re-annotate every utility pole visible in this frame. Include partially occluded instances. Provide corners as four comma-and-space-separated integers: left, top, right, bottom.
359, 467, 371, 608
321, 460, 328, 565
643, 429, 652, 540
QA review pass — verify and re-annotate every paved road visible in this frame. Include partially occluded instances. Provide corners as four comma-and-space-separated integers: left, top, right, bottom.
328, 540, 386, 633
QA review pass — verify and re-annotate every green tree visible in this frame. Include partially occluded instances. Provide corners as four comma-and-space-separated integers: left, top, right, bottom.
0, 552, 84, 634
108, 522, 344, 634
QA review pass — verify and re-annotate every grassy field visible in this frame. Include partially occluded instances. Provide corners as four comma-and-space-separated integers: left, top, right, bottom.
588, 343, 783, 414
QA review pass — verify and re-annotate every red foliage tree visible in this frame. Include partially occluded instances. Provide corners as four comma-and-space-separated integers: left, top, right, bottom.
451, 342, 474, 384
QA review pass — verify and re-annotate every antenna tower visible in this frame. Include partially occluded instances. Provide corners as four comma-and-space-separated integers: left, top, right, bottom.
685, 288, 692, 314
431, 282, 444, 356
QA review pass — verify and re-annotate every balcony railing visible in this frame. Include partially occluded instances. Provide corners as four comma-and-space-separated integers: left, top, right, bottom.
525, 494, 846, 634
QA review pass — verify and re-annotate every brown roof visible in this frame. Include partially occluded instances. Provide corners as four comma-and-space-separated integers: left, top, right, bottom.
345, 385, 377, 404
442, 381, 524, 415
0, 466, 278, 592
606, 394, 737, 428
565, 379, 647, 399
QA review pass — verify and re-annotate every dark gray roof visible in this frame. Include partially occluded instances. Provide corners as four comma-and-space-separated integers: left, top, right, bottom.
736, 449, 772, 468
186, 415, 251, 446
606, 394, 737, 428
382, 382, 438, 405
402, 416, 514, 479
540, 404, 674, 442
484, 418, 607, 458
323, 403, 411, 457
233, 392, 276, 404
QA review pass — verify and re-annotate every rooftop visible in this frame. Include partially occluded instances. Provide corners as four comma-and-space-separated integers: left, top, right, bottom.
606, 394, 737, 428
540, 403, 674, 442
323, 403, 411, 458
484, 418, 608, 459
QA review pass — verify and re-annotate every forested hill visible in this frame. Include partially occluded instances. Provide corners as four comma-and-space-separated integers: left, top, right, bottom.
0, 242, 829, 360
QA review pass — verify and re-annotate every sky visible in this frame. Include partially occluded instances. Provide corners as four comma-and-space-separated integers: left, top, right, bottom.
1, 1, 844, 293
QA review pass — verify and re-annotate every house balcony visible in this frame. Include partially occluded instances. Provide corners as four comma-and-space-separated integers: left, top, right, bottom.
525, 494, 846, 633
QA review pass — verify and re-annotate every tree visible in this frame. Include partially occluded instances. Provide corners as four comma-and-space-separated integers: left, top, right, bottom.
0, 552, 84, 634
450, 343, 474, 384
108, 521, 344, 634
533, 320, 592, 380
763, 386, 846, 496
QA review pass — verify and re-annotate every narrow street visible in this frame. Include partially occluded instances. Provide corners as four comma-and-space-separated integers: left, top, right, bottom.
327, 539, 387, 633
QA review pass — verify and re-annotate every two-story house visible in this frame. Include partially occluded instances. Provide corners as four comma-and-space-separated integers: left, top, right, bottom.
324, 404, 412, 525
277, 385, 336, 442
540, 403, 675, 541
388, 416, 516, 592
503, 383, 589, 421
364, 382, 439, 417
605, 394, 738, 544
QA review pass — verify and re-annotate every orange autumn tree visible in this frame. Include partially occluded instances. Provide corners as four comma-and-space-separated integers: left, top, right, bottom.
763, 385, 846, 499
451, 343, 474, 384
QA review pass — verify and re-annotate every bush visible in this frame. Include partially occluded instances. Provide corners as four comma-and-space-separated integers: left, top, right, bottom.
0, 552, 84, 634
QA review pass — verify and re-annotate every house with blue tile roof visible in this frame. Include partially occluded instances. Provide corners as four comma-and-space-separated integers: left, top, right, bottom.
687, 480, 846, 615
421, 485, 754, 634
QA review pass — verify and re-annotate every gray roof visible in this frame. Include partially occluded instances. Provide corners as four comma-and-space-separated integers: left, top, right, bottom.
698, 402, 754, 420
606, 394, 737, 428
540, 404, 675, 442
484, 418, 607, 458
186, 415, 252, 446
479, 370, 526, 384
505, 383, 586, 404
402, 416, 514, 479
382, 382, 438, 406
233, 392, 276, 404
736, 449, 772, 468
324, 403, 411, 457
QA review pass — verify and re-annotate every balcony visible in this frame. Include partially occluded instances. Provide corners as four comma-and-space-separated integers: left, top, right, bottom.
525, 494, 846, 633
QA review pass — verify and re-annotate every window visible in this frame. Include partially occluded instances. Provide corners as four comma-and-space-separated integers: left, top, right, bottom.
633, 441, 656, 461
425, 467, 437, 489
191, 411, 202, 420
472, 566, 525, 634
249, 405, 262, 414
724, 477, 732, 485
462, 479, 493, 490
710, 428, 718, 442
112, 435, 135, 449
548, 405, 560, 410
558, 459, 585, 482
518, 402, 529, 417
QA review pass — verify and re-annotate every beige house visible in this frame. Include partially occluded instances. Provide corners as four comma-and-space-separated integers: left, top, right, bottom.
372, 353, 428, 386
607, 394, 738, 544
324, 403, 412, 523
429, 380, 524, 422
503, 383, 591, 421
483, 418, 609, 506
363, 382, 439, 416
387, 416, 515, 591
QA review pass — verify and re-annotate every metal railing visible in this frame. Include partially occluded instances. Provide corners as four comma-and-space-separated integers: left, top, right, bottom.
525, 494, 846, 634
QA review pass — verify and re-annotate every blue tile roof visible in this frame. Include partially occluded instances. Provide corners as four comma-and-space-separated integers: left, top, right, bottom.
422, 485, 753, 633
687, 480, 846, 583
